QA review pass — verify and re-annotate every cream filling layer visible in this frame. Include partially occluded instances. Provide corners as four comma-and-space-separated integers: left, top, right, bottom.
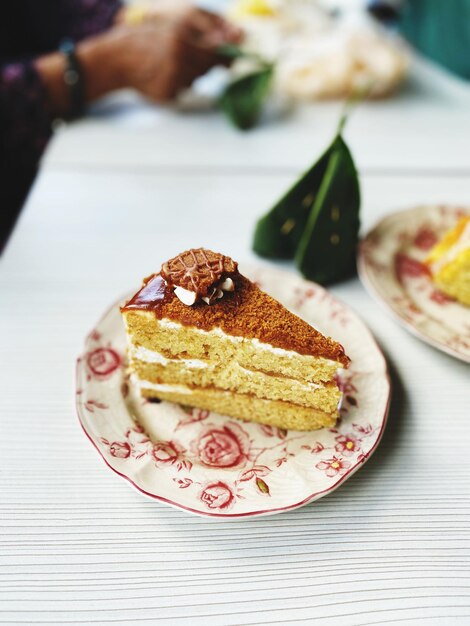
132, 375, 192, 395
132, 376, 339, 415
131, 345, 207, 368
129, 345, 324, 393
157, 318, 340, 368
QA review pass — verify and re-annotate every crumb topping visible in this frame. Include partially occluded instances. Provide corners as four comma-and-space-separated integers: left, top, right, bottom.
122, 272, 349, 366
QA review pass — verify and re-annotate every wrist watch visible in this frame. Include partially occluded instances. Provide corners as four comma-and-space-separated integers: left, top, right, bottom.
60, 39, 85, 119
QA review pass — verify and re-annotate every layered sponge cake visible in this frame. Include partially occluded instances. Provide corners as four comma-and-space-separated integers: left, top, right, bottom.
121, 249, 349, 431
425, 216, 470, 307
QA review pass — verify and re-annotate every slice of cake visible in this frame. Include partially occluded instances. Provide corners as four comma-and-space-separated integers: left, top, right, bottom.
121, 249, 350, 431
425, 216, 470, 307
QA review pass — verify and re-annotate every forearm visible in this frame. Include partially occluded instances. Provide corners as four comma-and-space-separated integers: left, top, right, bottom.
34, 32, 126, 118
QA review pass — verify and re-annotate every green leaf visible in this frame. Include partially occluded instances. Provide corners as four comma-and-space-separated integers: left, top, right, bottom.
252, 112, 360, 284
219, 66, 273, 131
252, 141, 335, 258
295, 136, 360, 284
217, 44, 268, 65
216, 43, 247, 60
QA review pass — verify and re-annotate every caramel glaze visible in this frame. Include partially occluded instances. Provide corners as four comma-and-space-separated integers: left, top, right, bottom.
123, 274, 172, 309
121, 273, 350, 367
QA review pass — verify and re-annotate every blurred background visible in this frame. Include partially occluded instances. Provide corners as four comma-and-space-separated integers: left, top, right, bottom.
1, 0, 470, 254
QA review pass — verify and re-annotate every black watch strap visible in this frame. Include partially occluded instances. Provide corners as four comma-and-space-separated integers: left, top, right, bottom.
60, 39, 85, 119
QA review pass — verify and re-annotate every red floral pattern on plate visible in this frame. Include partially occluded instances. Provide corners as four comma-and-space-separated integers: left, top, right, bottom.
200, 482, 235, 510
151, 441, 184, 466
335, 434, 360, 457
109, 442, 131, 458
413, 227, 438, 251
429, 290, 454, 305
395, 254, 430, 281
190, 423, 251, 468
316, 456, 352, 477
87, 347, 121, 378
76, 266, 390, 517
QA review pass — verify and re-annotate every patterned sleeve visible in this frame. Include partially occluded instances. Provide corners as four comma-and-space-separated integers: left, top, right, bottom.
0, 62, 51, 245
59, 0, 122, 41
0, 0, 122, 247
0, 62, 51, 169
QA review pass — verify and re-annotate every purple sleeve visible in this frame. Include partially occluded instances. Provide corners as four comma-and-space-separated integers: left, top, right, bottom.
0, 62, 51, 246
59, 0, 122, 41
0, 62, 51, 166
0, 0, 122, 168
0, 0, 123, 248
0, 0, 122, 179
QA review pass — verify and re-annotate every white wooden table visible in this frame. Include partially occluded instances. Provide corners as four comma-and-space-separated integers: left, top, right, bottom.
1, 57, 470, 625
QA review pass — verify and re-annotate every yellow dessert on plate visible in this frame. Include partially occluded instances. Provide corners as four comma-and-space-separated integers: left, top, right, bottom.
425, 216, 470, 306
229, 0, 276, 19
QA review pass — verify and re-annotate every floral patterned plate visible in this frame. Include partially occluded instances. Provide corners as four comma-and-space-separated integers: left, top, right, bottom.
76, 266, 390, 518
358, 205, 470, 363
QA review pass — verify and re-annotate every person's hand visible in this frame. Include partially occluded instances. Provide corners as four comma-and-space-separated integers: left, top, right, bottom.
35, 6, 242, 117
110, 6, 243, 101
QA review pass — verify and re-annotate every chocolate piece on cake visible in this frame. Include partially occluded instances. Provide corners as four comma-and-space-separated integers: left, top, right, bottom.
161, 248, 237, 297
121, 249, 349, 431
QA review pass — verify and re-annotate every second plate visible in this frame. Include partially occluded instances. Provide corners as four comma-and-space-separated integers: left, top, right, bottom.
358, 204, 470, 363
